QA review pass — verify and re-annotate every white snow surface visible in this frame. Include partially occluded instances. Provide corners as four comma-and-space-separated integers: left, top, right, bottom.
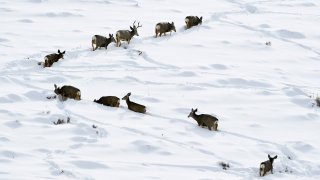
1, 0, 320, 179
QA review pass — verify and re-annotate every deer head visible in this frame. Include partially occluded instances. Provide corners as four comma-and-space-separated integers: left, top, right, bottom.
188, 108, 198, 118
108, 33, 116, 43
130, 21, 142, 36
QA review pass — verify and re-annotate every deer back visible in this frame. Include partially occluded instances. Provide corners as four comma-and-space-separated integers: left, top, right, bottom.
45, 53, 59, 62
185, 16, 202, 28
59, 85, 81, 100
199, 114, 218, 130
92, 35, 108, 47
156, 22, 174, 33
116, 30, 132, 41
95, 96, 120, 107
127, 100, 146, 113
261, 160, 272, 172
44, 50, 65, 67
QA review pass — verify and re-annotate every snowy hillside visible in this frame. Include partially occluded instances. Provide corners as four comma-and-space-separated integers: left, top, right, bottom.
1, 0, 320, 179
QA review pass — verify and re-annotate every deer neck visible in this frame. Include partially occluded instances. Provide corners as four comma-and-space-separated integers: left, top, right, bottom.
126, 97, 131, 105
106, 37, 112, 44
192, 112, 200, 120
129, 30, 135, 38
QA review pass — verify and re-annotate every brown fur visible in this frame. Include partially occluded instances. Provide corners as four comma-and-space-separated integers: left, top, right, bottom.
188, 108, 218, 131
44, 49, 65, 67
185, 16, 202, 29
155, 22, 176, 38
260, 154, 277, 176
122, 92, 146, 113
116, 21, 142, 47
94, 96, 120, 107
54, 84, 81, 101
92, 34, 116, 51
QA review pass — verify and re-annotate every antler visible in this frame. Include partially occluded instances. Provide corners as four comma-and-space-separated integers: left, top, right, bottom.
133, 20, 142, 28
137, 21, 142, 28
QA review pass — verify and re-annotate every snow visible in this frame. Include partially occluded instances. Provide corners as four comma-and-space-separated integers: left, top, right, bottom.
1, 0, 320, 179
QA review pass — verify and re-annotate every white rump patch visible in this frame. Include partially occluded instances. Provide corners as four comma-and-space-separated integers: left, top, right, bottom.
185, 18, 189, 23
156, 25, 161, 30
77, 91, 81, 96
260, 164, 265, 176
92, 35, 96, 42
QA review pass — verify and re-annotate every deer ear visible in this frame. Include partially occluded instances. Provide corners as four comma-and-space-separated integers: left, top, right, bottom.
54, 84, 57, 89
58, 49, 61, 53
200, 16, 203, 20
172, 22, 174, 25
268, 154, 271, 159
274, 155, 277, 159
195, 108, 198, 112
62, 51, 66, 54
128, 92, 131, 96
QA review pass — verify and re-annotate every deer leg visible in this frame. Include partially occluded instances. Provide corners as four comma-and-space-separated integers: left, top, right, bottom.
60, 93, 67, 101
92, 40, 95, 51
62, 96, 68, 101
116, 38, 120, 47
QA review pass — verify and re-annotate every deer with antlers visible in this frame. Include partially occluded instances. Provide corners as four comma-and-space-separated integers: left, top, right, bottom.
116, 21, 142, 47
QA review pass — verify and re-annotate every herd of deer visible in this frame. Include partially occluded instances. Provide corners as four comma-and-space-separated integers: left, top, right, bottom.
40, 15, 277, 177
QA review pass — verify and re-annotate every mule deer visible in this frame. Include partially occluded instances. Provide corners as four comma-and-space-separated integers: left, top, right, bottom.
43, 49, 65, 67
188, 108, 218, 131
260, 154, 277, 176
185, 16, 202, 29
116, 21, 142, 47
155, 22, 176, 38
94, 96, 120, 107
122, 92, 146, 113
54, 84, 81, 101
92, 34, 116, 51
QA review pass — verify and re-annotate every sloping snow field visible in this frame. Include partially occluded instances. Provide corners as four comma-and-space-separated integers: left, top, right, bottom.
1, 0, 320, 179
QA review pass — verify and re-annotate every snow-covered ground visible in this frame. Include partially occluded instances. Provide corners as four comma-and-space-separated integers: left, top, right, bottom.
1, 0, 320, 179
